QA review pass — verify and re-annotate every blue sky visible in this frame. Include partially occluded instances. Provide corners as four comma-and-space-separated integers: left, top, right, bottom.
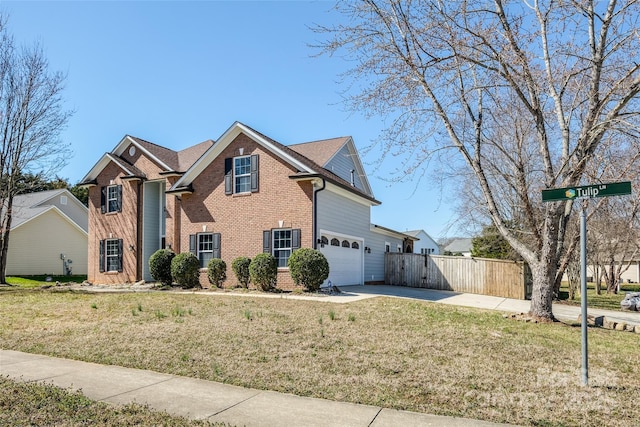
4, 1, 458, 239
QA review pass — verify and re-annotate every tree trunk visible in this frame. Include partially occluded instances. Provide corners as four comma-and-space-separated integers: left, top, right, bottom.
528, 260, 556, 321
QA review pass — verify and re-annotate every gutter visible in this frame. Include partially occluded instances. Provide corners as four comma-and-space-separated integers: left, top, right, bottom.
312, 178, 326, 249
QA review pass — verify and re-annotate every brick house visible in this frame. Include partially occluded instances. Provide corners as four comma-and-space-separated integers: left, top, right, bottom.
80, 122, 415, 289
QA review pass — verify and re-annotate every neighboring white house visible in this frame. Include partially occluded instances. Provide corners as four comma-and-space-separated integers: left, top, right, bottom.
443, 238, 473, 257
5, 189, 88, 276
405, 229, 440, 255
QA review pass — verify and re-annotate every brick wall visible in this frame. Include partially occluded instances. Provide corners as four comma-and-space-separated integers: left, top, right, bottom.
176, 134, 314, 290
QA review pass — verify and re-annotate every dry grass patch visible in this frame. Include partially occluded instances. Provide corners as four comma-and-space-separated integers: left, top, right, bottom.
0, 289, 638, 426
0, 376, 229, 426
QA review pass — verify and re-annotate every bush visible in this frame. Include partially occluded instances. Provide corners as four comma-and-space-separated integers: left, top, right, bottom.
287, 248, 329, 292
249, 253, 277, 291
231, 256, 251, 288
171, 252, 201, 289
207, 258, 227, 288
148, 249, 175, 287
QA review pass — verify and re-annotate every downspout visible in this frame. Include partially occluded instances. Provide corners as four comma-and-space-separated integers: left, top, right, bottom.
312, 178, 326, 249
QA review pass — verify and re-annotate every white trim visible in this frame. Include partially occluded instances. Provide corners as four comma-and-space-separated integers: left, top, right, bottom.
323, 137, 374, 197
113, 135, 172, 171
172, 122, 313, 191
11, 206, 88, 236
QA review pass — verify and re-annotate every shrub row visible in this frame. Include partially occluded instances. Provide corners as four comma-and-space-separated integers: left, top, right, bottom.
149, 248, 329, 292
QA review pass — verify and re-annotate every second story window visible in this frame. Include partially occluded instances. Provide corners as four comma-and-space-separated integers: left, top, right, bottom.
225, 154, 259, 195
101, 185, 122, 214
234, 156, 251, 193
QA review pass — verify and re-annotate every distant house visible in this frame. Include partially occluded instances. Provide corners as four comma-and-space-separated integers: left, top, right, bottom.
405, 229, 440, 255
5, 189, 88, 276
443, 238, 473, 257
79, 121, 415, 288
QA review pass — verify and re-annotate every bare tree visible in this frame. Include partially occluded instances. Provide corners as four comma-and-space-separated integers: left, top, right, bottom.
317, 0, 640, 320
0, 16, 72, 284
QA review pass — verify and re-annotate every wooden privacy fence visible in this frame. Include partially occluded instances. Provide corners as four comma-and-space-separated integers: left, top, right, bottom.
384, 253, 533, 300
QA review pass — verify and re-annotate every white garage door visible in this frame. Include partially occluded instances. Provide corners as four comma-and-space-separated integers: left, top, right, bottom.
319, 234, 363, 286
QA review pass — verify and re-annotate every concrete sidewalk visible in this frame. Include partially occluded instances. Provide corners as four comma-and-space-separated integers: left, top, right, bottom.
335, 285, 640, 326
0, 349, 512, 427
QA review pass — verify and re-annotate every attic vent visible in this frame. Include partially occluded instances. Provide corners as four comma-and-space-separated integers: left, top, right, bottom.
60, 195, 68, 205
350, 169, 355, 186
129, 146, 136, 156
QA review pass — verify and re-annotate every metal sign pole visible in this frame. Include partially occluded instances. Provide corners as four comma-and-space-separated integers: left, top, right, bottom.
580, 202, 588, 386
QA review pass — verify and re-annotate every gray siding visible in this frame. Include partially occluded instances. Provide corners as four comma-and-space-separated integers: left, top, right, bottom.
317, 189, 404, 283
142, 181, 165, 281
364, 229, 405, 282
325, 145, 365, 191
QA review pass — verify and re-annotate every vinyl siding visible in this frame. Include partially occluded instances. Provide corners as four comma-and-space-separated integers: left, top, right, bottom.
316, 190, 375, 281
325, 145, 365, 191
46, 194, 89, 232
6, 209, 88, 275
142, 181, 164, 281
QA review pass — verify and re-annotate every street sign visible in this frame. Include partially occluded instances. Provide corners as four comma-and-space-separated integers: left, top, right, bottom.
541, 181, 632, 202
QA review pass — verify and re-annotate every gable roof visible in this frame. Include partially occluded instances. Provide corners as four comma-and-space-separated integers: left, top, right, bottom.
289, 136, 373, 197
9, 189, 88, 234
171, 122, 380, 204
79, 135, 214, 185
444, 238, 473, 253
288, 137, 351, 166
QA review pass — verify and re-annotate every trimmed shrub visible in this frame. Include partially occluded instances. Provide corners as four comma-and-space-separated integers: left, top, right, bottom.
249, 253, 277, 291
207, 258, 227, 288
231, 256, 251, 288
148, 249, 175, 287
171, 252, 201, 289
287, 248, 329, 292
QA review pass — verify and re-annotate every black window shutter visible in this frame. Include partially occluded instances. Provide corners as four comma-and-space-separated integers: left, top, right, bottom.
263, 230, 271, 253
116, 185, 123, 212
292, 229, 301, 251
224, 158, 233, 195
100, 187, 106, 214
117, 239, 123, 272
250, 154, 259, 193
189, 234, 197, 255
213, 233, 221, 259
99, 240, 105, 272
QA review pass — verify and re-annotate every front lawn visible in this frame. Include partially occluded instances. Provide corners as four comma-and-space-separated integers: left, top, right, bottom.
557, 283, 640, 310
5, 275, 87, 288
0, 289, 638, 426
0, 377, 227, 426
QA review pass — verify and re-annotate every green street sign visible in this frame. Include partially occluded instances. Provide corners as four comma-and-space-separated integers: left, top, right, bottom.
541, 181, 632, 202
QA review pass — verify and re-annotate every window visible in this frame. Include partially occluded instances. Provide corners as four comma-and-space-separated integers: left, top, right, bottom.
341, 240, 350, 248
189, 233, 220, 268
273, 229, 295, 267
99, 239, 122, 273
101, 185, 122, 213
331, 238, 340, 246
234, 156, 251, 193
385, 242, 390, 253
351, 242, 359, 249
225, 154, 259, 194
263, 228, 301, 268
198, 233, 214, 268
397, 245, 402, 253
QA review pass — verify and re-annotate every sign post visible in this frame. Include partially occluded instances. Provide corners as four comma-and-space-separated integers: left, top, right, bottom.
542, 181, 631, 386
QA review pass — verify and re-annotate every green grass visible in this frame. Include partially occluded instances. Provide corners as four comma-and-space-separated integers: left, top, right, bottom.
0, 289, 638, 426
557, 283, 639, 310
5, 275, 86, 288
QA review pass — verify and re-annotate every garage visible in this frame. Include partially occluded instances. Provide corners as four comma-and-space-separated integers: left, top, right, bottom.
319, 233, 363, 286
